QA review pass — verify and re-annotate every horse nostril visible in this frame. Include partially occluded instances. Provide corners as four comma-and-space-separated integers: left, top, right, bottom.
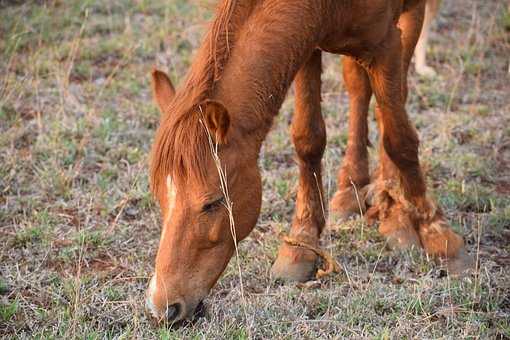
166, 303, 181, 321
194, 300, 206, 318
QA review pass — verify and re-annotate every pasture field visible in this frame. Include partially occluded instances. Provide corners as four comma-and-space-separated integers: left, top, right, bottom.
1, 0, 509, 338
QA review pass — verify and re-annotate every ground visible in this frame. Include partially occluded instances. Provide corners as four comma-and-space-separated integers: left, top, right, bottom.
1, 0, 509, 338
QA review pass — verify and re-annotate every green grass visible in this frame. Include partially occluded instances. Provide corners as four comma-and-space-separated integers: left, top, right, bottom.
1, 0, 509, 338
0, 300, 18, 323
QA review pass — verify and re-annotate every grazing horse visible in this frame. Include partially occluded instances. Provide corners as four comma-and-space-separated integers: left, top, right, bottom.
145, 0, 472, 323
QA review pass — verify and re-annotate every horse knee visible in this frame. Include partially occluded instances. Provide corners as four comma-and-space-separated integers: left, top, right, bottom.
292, 122, 326, 164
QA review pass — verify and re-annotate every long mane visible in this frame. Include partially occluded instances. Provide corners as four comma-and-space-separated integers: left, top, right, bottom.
150, 0, 239, 198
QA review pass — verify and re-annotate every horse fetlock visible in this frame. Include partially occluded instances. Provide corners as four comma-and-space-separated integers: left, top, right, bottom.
378, 204, 421, 250
329, 186, 367, 222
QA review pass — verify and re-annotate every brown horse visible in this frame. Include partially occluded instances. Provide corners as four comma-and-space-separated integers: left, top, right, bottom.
145, 0, 472, 323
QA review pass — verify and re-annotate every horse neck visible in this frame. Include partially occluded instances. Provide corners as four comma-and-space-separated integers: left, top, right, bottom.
213, 2, 324, 145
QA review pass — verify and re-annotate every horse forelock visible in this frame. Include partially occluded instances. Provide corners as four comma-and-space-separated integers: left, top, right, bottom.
150, 0, 239, 198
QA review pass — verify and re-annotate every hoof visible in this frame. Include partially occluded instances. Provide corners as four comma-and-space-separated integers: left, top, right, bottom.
445, 247, 475, 277
415, 64, 437, 78
330, 210, 358, 223
330, 187, 365, 222
418, 212, 474, 276
419, 216, 466, 259
379, 206, 421, 250
271, 243, 316, 282
382, 226, 421, 250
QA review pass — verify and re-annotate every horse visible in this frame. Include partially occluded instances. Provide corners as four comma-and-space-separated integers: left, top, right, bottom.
145, 0, 472, 323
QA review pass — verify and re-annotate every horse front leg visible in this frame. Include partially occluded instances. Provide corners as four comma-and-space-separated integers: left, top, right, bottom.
271, 50, 326, 282
366, 26, 472, 274
330, 56, 372, 221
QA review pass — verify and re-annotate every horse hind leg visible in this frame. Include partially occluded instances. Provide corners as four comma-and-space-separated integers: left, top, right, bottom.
330, 1, 428, 224
401, 2, 472, 273
271, 50, 326, 282
414, 0, 440, 77
368, 0, 428, 250
367, 24, 472, 275
329, 56, 371, 221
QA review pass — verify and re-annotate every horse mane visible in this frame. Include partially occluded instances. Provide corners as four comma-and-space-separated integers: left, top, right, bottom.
150, 0, 239, 198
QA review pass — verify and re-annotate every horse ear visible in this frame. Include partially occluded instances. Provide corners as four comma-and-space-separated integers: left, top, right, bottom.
151, 69, 175, 114
201, 100, 230, 144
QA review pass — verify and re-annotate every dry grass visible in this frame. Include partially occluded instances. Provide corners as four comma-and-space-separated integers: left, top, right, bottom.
1, 0, 509, 338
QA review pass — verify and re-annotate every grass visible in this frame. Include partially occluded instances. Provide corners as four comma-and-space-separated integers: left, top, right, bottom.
1, 0, 509, 338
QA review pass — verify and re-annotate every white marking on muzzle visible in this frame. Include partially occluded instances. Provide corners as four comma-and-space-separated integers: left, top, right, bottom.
146, 274, 159, 317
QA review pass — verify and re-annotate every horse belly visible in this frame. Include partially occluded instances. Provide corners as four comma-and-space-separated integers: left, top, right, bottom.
319, 0, 397, 56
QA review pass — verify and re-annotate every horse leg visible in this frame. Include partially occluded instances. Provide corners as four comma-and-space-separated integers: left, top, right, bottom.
271, 50, 326, 282
367, 2, 426, 250
415, 0, 440, 77
329, 1, 429, 221
366, 25, 471, 274
330, 57, 372, 221
400, 1, 426, 101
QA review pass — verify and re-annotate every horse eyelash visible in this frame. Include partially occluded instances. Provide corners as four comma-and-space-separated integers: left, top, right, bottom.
202, 197, 224, 213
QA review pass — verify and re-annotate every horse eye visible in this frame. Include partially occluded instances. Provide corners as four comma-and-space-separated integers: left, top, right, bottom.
202, 198, 224, 213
